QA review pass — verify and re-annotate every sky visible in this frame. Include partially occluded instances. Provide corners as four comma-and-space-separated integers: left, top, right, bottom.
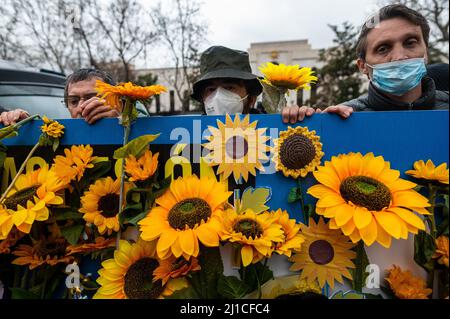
145, 0, 383, 68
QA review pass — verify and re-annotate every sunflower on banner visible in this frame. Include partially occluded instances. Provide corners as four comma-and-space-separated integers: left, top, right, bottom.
203, 114, 271, 182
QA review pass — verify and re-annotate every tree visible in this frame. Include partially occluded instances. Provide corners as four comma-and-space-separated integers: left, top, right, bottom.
150, 0, 208, 112
379, 0, 449, 62
0, 0, 158, 81
314, 22, 366, 108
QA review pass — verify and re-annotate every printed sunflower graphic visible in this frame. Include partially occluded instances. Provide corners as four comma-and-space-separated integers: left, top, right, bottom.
272, 209, 305, 258
125, 147, 159, 182
220, 209, 285, 267
203, 114, 271, 182
94, 240, 188, 299
273, 126, 324, 179
386, 265, 432, 299
139, 175, 231, 260
289, 218, 356, 289
153, 256, 201, 285
308, 152, 431, 248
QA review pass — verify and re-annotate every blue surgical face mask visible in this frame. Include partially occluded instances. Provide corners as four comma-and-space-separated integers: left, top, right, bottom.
367, 58, 427, 96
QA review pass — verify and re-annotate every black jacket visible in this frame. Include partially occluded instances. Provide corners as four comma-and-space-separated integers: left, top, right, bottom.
343, 77, 449, 111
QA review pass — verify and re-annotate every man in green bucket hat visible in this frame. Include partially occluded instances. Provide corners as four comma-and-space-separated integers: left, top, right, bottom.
192, 45, 316, 120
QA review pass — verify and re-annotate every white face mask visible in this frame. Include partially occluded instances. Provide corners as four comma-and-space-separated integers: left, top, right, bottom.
204, 87, 247, 115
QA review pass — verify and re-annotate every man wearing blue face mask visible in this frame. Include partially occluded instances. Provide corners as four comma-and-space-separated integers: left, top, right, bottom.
288, 4, 448, 121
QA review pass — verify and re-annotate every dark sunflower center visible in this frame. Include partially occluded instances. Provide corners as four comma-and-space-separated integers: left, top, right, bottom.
233, 218, 263, 239
225, 135, 249, 160
4, 185, 39, 210
172, 257, 189, 271
271, 80, 299, 90
340, 176, 392, 211
98, 194, 120, 218
309, 240, 334, 265
124, 257, 164, 299
280, 134, 316, 170
168, 198, 212, 230
35, 239, 67, 258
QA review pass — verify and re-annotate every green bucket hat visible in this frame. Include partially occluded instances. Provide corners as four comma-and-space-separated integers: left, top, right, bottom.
191, 46, 263, 102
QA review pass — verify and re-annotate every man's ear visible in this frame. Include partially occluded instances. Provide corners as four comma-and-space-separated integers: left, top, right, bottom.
357, 58, 370, 78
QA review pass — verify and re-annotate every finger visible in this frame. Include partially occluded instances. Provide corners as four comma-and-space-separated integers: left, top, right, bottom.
19, 111, 30, 120
85, 105, 113, 123
0, 113, 9, 126
87, 110, 118, 125
7, 112, 20, 125
322, 105, 338, 113
305, 107, 315, 117
337, 106, 353, 119
315, 108, 323, 114
282, 107, 291, 124
82, 99, 107, 117
297, 106, 307, 122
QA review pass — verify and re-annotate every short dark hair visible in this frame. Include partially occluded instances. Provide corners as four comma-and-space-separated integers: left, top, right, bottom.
356, 4, 430, 60
64, 68, 115, 102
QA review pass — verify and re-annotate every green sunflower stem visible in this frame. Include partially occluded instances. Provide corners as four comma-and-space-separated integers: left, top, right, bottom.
426, 183, 438, 293
257, 258, 268, 299
0, 141, 40, 204
116, 106, 132, 248
297, 178, 308, 226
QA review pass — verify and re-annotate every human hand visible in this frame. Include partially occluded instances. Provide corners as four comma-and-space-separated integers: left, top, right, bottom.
0, 109, 30, 126
281, 105, 320, 124
321, 104, 354, 119
80, 97, 119, 125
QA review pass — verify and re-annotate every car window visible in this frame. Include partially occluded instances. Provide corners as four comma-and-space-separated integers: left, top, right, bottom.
0, 84, 70, 119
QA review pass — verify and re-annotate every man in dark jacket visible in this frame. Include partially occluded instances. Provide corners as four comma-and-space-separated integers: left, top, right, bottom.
287, 4, 449, 121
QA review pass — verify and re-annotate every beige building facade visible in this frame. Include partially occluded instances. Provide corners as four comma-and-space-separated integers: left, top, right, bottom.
138, 39, 322, 113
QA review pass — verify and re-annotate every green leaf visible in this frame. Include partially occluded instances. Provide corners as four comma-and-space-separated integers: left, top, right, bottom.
79, 160, 112, 189
288, 187, 301, 204
166, 287, 200, 299
0, 143, 7, 168
438, 194, 449, 237
260, 81, 284, 114
119, 203, 147, 227
61, 224, 85, 246
113, 134, 160, 160
0, 126, 18, 140
239, 261, 273, 292
235, 187, 271, 215
217, 275, 251, 299
53, 209, 83, 221
351, 242, 370, 293
52, 138, 60, 152
11, 288, 40, 299
188, 247, 224, 299
414, 230, 437, 273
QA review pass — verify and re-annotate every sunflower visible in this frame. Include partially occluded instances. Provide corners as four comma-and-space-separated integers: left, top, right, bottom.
139, 175, 231, 260
12, 237, 73, 270
220, 209, 285, 267
153, 256, 201, 285
93, 240, 188, 299
79, 177, 129, 235
1, 165, 64, 236
289, 218, 356, 289
272, 209, 304, 257
433, 236, 449, 267
66, 237, 116, 256
53, 145, 97, 185
406, 160, 449, 185
125, 147, 159, 182
307, 153, 431, 248
273, 126, 324, 179
95, 80, 167, 111
0, 228, 25, 254
386, 265, 432, 299
259, 62, 318, 91
41, 116, 65, 138
244, 275, 322, 299
203, 114, 271, 182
